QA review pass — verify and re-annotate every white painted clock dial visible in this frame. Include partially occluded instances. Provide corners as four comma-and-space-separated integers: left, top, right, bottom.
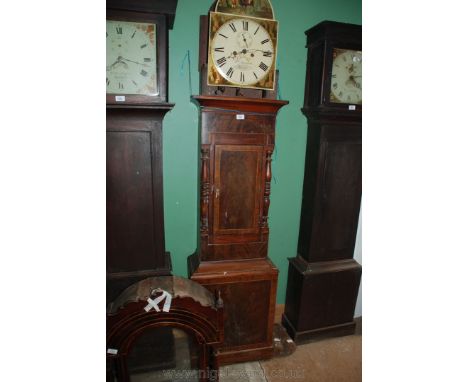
330, 49, 362, 104
210, 18, 275, 86
106, 20, 158, 95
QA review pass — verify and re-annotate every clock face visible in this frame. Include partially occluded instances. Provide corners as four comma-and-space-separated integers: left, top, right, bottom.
330, 48, 362, 105
209, 15, 276, 88
106, 20, 158, 95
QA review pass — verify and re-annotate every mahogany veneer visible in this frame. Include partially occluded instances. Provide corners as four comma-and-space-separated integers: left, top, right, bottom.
189, 95, 288, 365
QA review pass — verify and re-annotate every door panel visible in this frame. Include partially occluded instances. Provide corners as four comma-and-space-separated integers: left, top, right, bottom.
107, 131, 158, 272
312, 139, 362, 259
213, 145, 263, 235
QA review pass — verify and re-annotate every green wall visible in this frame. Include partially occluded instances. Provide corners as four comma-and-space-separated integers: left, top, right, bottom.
163, 0, 362, 304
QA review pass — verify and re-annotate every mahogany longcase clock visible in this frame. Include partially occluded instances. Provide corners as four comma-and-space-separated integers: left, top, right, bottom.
106, 0, 178, 304
282, 21, 362, 343
188, 0, 288, 365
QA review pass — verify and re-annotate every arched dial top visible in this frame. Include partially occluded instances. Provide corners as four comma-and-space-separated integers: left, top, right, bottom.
330, 48, 362, 105
208, 12, 277, 90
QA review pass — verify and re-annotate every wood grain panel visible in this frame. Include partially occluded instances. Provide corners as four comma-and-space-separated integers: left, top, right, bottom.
214, 145, 262, 235
107, 131, 156, 272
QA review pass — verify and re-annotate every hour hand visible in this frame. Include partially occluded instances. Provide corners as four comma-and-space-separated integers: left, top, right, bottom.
107, 56, 128, 71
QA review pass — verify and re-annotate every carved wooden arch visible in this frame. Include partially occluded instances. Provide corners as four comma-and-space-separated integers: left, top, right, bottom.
107, 304, 221, 354
106, 276, 224, 382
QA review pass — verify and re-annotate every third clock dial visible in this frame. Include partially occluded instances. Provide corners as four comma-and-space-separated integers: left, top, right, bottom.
330, 48, 362, 105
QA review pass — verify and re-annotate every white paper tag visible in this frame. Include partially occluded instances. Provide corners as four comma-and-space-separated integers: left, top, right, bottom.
236, 114, 245, 120
144, 290, 172, 313
107, 348, 118, 355
115, 96, 126, 102
286, 339, 294, 343
348, 105, 356, 110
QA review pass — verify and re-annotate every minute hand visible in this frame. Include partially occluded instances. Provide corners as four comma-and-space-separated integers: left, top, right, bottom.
120, 57, 150, 67
247, 48, 273, 53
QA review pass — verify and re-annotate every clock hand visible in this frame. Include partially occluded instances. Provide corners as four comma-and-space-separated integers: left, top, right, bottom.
107, 56, 129, 71
347, 76, 362, 89
245, 48, 273, 55
120, 57, 150, 67
242, 34, 249, 48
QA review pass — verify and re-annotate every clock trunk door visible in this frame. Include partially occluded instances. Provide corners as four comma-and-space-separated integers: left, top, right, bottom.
213, 144, 263, 237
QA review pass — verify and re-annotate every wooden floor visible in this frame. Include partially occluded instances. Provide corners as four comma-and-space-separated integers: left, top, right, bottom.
219, 309, 362, 382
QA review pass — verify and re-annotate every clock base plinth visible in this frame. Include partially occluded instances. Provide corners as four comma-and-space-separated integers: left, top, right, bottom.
216, 345, 274, 366
188, 253, 278, 365
282, 257, 361, 344
282, 313, 357, 344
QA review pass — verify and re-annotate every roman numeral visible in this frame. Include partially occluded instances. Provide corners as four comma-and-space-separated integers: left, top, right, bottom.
116, 27, 122, 34
106, 78, 110, 85
333, 83, 338, 89
219, 33, 228, 39
253, 72, 258, 79
140, 44, 147, 49
243, 21, 248, 31
332, 74, 337, 78
131, 30, 136, 38
254, 26, 260, 35
132, 80, 138, 86
263, 51, 273, 57
217, 57, 227, 67
227, 67, 234, 78
140, 70, 148, 77
259, 62, 268, 71
261, 38, 270, 45
119, 82, 124, 89
240, 72, 245, 82
229, 23, 237, 32
144, 58, 151, 62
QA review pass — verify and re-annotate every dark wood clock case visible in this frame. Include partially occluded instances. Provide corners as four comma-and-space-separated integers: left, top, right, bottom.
282, 21, 362, 343
188, 96, 287, 365
106, 0, 178, 304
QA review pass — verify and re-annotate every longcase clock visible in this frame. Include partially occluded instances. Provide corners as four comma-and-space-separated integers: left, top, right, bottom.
282, 21, 362, 342
106, 0, 178, 304
188, 0, 288, 365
